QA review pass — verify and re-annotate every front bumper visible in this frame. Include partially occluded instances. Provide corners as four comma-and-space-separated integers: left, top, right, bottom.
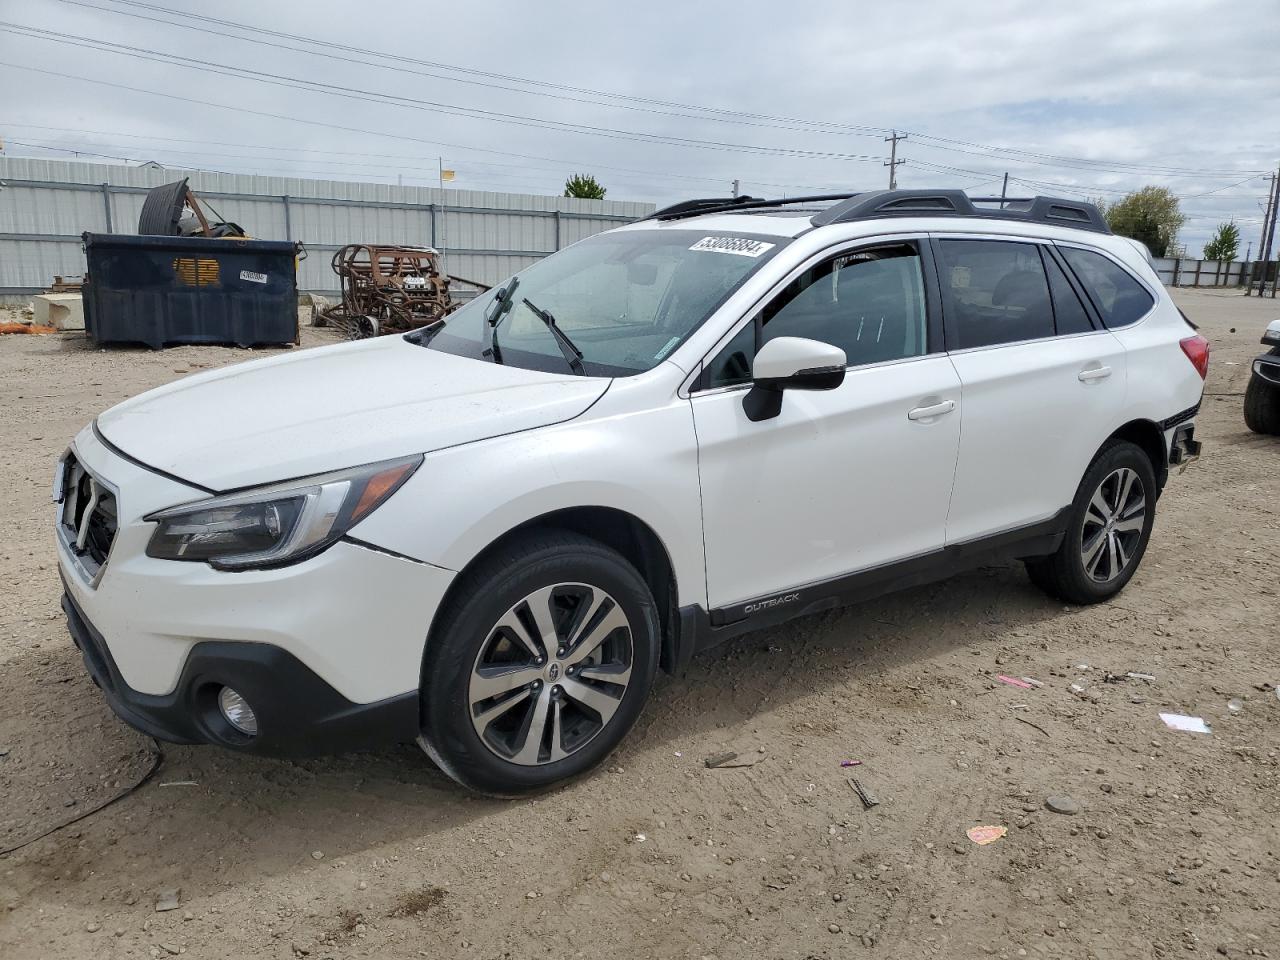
63, 587, 419, 756
57, 423, 458, 756
1253, 354, 1280, 387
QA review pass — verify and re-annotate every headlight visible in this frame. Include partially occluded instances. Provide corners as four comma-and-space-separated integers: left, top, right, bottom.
145, 455, 422, 569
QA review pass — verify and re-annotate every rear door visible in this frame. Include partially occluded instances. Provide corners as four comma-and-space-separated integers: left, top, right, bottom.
936, 236, 1128, 544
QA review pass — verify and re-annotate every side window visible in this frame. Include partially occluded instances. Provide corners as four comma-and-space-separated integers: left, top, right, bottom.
1042, 249, 1094, 335
937, 239, 1054, 349
704, 321, 755, 388
761, 244, 927, 364
704, 243, 929, 389
1058, 247, 1155, 328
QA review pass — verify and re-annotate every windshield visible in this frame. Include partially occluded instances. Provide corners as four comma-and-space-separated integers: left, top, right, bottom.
417, 228, 787, 376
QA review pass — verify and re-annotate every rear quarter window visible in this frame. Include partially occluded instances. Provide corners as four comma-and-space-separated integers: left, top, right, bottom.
1058, 247, 1155, 329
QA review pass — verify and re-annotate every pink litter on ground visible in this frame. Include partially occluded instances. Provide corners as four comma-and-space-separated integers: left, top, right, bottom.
839, 760, 863, 768
997, 675, 1034, 689
967, 825, 1008, 845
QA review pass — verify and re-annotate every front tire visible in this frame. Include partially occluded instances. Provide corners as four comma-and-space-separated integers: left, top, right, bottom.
1025, 440, 1157, 605
418, 530, 659, 796
1244, 371, 1280, 435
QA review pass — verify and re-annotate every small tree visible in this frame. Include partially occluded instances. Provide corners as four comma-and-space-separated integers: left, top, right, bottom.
1099, 186, 1186, 258
564, 174, 606, 200
1202, 221, 1241, 261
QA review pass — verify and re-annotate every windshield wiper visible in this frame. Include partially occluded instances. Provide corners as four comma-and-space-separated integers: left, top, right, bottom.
521, 298, 586, 375
482, 277, 520, 365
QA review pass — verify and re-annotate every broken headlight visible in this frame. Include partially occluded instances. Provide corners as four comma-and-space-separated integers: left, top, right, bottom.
145, 456, 422, 570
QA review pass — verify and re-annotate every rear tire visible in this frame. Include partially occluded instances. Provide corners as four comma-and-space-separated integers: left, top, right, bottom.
1244, 372, 1280, 435
418, 530, 659, 797
1024, 440, 1157, 605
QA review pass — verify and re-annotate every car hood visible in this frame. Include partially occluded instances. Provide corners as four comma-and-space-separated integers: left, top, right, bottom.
95, 335, 609, 491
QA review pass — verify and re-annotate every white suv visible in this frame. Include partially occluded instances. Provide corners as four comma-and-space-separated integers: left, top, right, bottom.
56, 190, 1208, 794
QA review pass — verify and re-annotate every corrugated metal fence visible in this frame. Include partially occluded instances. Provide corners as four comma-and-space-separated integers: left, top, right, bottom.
1151, 256, 1250, 287
0, 157, 654, 300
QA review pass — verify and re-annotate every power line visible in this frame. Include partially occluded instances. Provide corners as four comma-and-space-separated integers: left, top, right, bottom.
48, 0, 1272, 181
0, 59, 886, 189
52, 0, 894, 143
0, 23, 895, 166
3, 133, 849, 194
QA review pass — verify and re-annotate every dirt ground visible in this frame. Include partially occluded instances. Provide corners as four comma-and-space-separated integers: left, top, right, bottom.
0, 288, 1277, 960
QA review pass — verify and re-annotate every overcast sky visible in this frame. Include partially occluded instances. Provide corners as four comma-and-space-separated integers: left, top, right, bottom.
1, 0, 1277, 255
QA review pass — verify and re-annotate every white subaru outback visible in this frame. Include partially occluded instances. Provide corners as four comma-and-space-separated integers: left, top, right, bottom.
56, 190, 1208, 794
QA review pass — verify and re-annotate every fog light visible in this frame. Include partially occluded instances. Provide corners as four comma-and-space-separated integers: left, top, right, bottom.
218, 686, 258, 736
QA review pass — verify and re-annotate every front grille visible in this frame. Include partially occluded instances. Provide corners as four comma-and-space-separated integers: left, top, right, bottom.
58, 453, 118, 581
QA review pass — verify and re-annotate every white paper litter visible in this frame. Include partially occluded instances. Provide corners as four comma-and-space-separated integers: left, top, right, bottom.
1159, 712, 1211, 734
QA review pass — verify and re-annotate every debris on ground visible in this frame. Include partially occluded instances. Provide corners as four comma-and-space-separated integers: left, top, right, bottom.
1045, 795, 1081, 815
704, 750, 762, 768
1014, 716, 1051, 738
1160, 713, 1212, 734
839, 759, 863, 768
849, 777, 880, 810
386, 885, 446, 918
997, 675, 1034, 689
966, 825, 1008, 845
0, 323, 57, 335
1227, 698, 1244, 713
155, 889, 181, 912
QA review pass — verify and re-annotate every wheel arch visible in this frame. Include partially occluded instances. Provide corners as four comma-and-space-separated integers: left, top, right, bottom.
424, 506, 684, 675
1104, 418, 1168, 493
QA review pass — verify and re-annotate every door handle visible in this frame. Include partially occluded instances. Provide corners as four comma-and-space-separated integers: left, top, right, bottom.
1078, 365, 1112, 382
907, 399, 956, 421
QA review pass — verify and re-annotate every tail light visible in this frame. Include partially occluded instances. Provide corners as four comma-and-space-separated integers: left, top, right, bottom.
1180, 335, 1210, 380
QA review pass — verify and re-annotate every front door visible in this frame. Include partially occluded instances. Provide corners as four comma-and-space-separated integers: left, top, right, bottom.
690, 238, 963, 613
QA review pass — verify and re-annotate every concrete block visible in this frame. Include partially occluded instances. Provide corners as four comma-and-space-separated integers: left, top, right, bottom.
33, 293, 84, 331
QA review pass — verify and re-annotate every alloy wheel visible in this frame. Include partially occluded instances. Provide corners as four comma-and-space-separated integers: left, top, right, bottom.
1079, 467, 1146, 583
468, 583, 633, 765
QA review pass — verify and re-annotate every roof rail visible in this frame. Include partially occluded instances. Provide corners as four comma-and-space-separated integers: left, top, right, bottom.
644, 193, 860, 222
809, 189, 1110, 234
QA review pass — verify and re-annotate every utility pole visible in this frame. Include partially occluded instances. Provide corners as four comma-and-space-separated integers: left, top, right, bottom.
884, 130, 907, 190
1253, 169, 1279, 297
438, 157, 449, 274
731, 179, 740, 198
999, 172, 1009, 207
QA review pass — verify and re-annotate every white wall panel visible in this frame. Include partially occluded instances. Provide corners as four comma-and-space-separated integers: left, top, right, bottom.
0, 157, 652, 296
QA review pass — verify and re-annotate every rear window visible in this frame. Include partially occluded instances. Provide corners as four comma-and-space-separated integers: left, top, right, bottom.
1043, 251, 1094, 336
936, 239, 1054, 349
1058, 247, 1154, 329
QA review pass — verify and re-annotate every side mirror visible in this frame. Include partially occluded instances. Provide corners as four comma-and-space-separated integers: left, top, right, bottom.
743, 336, 847, 422
1263, 319, 1280, 347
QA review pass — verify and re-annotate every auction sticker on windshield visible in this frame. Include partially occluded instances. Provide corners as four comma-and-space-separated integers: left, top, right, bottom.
689, 236, 775, 257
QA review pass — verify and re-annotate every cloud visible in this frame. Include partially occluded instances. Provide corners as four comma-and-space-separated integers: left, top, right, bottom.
1, 0, 1276, 253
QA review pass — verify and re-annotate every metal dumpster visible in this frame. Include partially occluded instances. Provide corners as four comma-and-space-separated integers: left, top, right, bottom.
81, 232, 300, 348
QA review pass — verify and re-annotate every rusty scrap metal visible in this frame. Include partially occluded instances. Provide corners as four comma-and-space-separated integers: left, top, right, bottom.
318, 244, 490, 338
